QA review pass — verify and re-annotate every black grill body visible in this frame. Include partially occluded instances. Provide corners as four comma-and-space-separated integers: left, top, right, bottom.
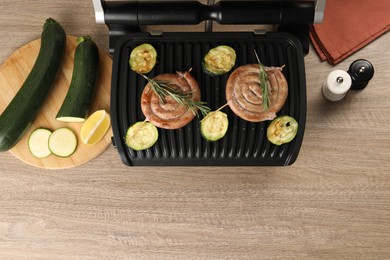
111, 32, 306, 166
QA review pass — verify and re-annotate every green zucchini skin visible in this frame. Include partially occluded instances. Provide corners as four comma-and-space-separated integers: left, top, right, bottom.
56, 36, 99, 122
0, 18, 66, 152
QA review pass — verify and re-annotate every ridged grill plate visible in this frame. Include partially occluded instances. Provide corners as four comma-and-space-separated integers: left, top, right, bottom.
111, 32, 306, 166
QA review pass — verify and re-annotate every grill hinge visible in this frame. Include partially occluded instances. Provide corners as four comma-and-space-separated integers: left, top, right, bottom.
150, 30, 163, 37
253, 29, 267, 36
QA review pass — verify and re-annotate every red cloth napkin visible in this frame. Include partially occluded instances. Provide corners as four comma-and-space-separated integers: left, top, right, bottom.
310, 0, 390, 65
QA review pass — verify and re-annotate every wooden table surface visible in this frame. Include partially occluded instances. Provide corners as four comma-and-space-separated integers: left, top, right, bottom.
1, 1, 389, 259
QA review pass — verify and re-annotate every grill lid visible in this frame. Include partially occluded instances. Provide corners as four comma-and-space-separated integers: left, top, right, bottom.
110, 31, 306, 166
92, 0, 322, 55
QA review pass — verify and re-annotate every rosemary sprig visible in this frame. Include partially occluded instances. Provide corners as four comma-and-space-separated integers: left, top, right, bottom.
254, 50, 270, 111
141, 74, 211, 117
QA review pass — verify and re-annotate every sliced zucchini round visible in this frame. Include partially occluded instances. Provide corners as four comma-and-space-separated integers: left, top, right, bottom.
202, 45, 236, 76
28, 128, 52, 158
48, 128, 78, 158
267, 115, 298, 145
200, 110, 229, 142
129, 43, 157, 74
125, 121, 158, 151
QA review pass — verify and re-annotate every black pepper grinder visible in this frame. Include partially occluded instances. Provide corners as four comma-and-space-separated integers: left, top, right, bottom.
347, 59, 374, 90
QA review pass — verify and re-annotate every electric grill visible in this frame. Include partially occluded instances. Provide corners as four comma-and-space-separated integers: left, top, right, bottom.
93, 0, 325, 166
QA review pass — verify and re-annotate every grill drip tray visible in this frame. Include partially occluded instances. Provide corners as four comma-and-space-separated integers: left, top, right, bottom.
111, 32, 306, 166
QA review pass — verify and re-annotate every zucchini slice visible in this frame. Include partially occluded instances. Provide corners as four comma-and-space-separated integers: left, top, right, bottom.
48, 128, 78, 157
56, 36, 100, 122
28, 128, 52, 158
202, 45, 236, 76
267, 115, 298, 145
200, 110, 229, 142
125, 121, 158, 151
129, 43, 157, 74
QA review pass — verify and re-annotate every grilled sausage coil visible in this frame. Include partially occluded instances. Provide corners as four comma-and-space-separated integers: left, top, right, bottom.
226, 64, 288, 122
141, 72, 201, 129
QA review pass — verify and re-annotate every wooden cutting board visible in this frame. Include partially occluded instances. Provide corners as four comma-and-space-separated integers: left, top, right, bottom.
0, 36, 113, 169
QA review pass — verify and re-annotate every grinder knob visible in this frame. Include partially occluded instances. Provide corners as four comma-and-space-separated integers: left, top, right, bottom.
347, 59, 374, 90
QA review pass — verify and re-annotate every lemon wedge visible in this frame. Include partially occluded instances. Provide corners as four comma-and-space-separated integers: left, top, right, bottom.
80, 109, 111, 145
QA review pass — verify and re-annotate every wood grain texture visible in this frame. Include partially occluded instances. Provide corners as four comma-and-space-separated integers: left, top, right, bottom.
1, 0, 390, 259
0, 36, 113, 169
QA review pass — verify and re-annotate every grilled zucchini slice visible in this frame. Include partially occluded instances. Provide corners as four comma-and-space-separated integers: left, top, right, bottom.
200, 110, 229, 142
129, 43, 157, 74
202, 45, 236, 76
125, 121, 158, 151
267, 116, 298, 145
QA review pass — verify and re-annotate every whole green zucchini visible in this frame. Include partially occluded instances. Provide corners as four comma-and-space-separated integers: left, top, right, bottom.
0, 18, 66, 151
56, 36, 99, 122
